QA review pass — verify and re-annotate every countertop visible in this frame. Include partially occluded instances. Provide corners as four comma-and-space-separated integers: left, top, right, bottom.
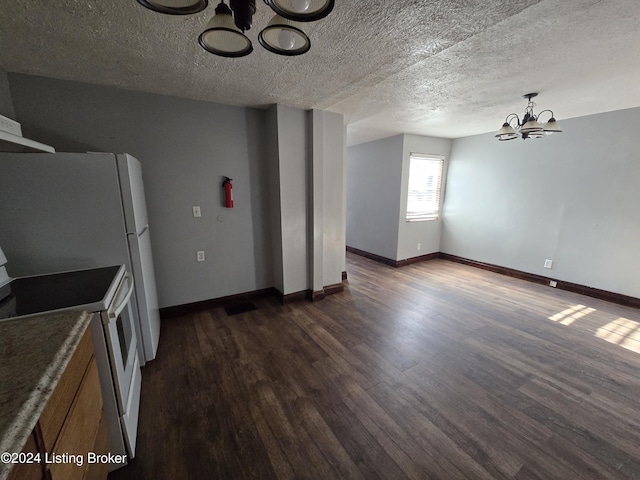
0, 311, 92, 480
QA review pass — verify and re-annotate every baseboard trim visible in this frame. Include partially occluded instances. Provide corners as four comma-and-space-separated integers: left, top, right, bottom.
438, 253, 549, 285
396, 252, 440, 267
308, 289, 326, 302
440, 253, 640, 309
269, 283, 346, 304
347, 245, 439, 268
307, 282, 345, 302
272, 289, 307, 305
346, 245, 397, 267
324, 282, 345, 296
162, 278, 349, 317
160, 287, 274, 319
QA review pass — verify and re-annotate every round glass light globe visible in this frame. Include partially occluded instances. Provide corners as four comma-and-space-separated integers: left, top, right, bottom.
290, 0, 311, 13
278, 29, 296, 50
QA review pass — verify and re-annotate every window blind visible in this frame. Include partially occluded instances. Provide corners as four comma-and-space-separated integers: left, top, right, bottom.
406, 154, 444, 221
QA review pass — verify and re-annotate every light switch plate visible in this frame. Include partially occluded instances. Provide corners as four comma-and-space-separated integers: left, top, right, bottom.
193, 206, 201, 218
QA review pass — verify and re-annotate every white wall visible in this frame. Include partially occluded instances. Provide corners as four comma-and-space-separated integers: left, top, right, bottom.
442, 107, 640, 298
346, 135, 404, 260
397, 134, 451, 259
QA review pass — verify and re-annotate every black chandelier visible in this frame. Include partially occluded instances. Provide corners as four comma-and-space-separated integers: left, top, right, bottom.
495, 93, 562, 141
137, 0, 334, 57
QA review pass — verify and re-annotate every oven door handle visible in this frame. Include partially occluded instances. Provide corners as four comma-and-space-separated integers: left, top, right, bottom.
109, 273, 135, 319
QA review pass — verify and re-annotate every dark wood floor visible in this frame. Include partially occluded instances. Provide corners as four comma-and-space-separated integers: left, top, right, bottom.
110, 253, 640, 479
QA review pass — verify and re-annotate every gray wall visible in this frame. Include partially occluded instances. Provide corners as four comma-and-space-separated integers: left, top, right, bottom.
309, 109, 325, 293
265, 106, 345, 296
8, 73, 273, 308
397, 134, 451, 259
0, 68, 14, 118
346, 134, 403, 260
346, 133, 451, 262
442, 107, 640, 298
309, 109, 346, 290
265, 105, 284, 293
321, 111, 346, 286
275, 104, 309, 295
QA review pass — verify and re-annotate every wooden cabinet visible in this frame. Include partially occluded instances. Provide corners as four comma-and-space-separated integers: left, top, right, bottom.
40, 328, 95, 453
5, 432, 41, 480
7, 328, 109, 480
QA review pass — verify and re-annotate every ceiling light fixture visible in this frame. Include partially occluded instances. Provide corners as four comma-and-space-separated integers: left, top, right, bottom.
495, 93, 562, 141
199, 2, 253, 57
258, 15, 311, 55
264, 0, 334, 21
137, 0, 209, 15
137, 0, 333, 57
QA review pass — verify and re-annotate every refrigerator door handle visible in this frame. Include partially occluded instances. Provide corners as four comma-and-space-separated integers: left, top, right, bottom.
127, 224, 149, 237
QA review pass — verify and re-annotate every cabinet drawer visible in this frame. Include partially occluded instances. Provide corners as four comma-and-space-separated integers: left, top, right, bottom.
48, 357, 103, 480
40, 327, 94, 452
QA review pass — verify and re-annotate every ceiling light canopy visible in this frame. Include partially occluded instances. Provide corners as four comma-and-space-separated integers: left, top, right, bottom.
137, 0, 333, 58
495, 93, 562, 141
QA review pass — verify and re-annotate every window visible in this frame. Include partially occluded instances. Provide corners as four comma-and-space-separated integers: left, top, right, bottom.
406, 153, 444, 222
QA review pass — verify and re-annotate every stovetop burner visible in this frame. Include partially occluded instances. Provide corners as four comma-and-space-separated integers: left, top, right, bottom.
0, 265, 121, 320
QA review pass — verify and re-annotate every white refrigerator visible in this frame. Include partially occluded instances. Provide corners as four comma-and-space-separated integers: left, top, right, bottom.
0, 152, 160, 362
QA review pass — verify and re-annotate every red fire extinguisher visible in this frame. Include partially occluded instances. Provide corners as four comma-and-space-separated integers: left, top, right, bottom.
223, 176, 233, 208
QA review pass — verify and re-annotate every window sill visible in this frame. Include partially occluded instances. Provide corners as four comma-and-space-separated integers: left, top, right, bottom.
406, 217, 439, 223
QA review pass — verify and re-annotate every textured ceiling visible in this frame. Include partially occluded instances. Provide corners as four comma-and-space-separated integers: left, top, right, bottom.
1, 0, 640, 145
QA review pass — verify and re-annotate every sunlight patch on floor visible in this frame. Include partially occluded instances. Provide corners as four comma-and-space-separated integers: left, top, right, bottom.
595, 318, 640, 354
548, 305, 640, 355
548, 304, 595, 326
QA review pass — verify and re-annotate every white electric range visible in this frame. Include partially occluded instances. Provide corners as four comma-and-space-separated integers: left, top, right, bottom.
0, 249, 141, 471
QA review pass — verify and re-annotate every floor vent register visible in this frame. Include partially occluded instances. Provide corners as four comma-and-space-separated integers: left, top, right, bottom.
224, 302, 258, 316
